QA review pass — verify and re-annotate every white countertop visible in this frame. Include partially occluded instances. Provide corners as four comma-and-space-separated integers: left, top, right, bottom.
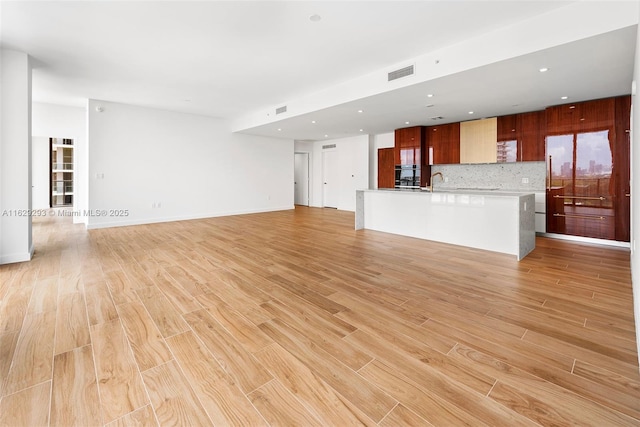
367, 188, 538, 197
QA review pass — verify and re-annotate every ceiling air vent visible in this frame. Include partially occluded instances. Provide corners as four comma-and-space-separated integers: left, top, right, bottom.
388, 65, 414, 82
322, 144, 336, 149
275, 105, 287, 115
430, 116, 444, 120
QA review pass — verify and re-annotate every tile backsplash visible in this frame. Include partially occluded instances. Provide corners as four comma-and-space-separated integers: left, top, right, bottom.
431, 161, 546, 191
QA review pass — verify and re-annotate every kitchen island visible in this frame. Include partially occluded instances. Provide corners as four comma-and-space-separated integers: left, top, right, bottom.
355, 188, 536, 260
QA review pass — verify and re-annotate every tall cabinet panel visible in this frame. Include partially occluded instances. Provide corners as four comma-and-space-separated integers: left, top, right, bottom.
427, 123, 460, 165
377, 148, 395, 189
545, 97, 629, 242
518, 111, 545, 161
394, 126, 423, 165
394, 126, 428, 187
613, 95, 631, 242
497, 115, 518, 162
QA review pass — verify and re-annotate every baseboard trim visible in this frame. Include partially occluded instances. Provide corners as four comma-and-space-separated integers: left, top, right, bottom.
0, 244, 34, 265
540, 232, 630, 249
86, 206, 294, 230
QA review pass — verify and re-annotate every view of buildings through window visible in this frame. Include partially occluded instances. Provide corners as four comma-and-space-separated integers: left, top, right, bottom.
547, 130, 612, 208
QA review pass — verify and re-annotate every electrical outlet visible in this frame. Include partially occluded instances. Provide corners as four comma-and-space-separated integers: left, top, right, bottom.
521, 177, 529, 184
444, 177, 449, 183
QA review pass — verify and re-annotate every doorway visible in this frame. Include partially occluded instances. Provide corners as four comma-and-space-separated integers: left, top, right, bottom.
322, 150, 339, 208
294, 152, 309, 206
49, 137, 74, 207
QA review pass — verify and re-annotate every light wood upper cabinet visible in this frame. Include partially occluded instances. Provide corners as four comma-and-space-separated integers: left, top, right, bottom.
460, 117, 497, 164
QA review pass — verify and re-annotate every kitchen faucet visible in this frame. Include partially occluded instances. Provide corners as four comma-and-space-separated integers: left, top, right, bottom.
430, 172, 443, 192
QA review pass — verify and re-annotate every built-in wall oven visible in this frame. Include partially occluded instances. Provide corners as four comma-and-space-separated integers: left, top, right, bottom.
395, 165, 420, 188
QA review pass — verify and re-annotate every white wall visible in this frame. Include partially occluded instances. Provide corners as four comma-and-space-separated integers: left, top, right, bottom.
0, 49, 33, 264
631, 10, 640, 366
369, 132, 394, 189
31, 103, 87, 219
86, 100, 293, 229
296, 135, 369, 211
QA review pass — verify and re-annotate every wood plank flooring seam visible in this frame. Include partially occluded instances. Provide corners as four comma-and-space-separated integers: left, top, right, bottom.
0, 378, 52, 400
167, 331, 266, 422
376, 401, 400, 426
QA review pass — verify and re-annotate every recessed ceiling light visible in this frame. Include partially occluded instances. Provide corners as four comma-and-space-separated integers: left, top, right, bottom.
357, 109, 363, 113
324, 134, 329, 138
359, 129, 364, 132
309, 14, 321, 22
277, 128, 282, 131
427, 94, 434, 98
405, 121, 410, 125
311, 120, 316, 124
561, 96, 568, 100
468, 111, 474, 115
539, 67, 549, 72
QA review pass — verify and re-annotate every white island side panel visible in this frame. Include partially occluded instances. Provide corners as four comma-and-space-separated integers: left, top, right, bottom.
363, 191, 525, 258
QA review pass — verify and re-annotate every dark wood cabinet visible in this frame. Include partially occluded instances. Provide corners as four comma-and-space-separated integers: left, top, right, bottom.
613, 95, 631, 242
426, 122, 460, 164
497, 111, 544, 162
545, 103, 576, 135
519, 111, 545, 161
392, 126, 430, 187
545, 96, 629, 242
546, 98, 615, 135
396, 127, 422, 147
497, 115, 518, 162
580, 98, 615, 132
377, 147, 395, 189
497, 114, 517, 142
394, 126, 424, 165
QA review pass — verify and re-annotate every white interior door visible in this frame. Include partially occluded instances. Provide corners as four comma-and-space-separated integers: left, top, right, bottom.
322, 150, 339, 208
294, 152, 309, 206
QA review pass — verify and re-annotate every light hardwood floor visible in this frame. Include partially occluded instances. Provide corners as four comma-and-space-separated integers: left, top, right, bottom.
1, 206, 639, 426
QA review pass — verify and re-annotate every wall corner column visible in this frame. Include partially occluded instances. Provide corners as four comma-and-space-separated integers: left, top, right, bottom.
0, 49, 33, 264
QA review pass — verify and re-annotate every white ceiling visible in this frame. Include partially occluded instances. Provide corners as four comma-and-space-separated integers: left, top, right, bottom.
0, 1, 637, 141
